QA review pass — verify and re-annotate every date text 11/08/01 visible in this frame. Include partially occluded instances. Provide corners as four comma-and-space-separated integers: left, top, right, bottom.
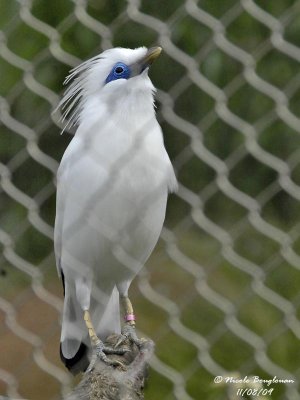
237, 388, 274, 397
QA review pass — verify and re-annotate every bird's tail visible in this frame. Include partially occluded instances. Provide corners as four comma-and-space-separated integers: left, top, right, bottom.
60, 285, 120, 374
94, 285, 121, 340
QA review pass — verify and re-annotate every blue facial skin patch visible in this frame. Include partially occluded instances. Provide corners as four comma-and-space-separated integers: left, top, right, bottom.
105, 62, 131, 84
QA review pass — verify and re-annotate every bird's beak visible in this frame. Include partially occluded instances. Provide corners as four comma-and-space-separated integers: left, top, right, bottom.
130, 47, 162, 77
142, 47, 162, 67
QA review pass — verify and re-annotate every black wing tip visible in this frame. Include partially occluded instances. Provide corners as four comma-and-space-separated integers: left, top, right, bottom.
61, 269, 65, 297
60, 341, 90, 375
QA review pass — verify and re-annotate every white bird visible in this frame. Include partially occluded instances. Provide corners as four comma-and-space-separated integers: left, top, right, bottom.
54, 46, 177, 374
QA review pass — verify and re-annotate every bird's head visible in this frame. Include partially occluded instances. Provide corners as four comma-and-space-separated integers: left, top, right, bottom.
59, 46, 162, 131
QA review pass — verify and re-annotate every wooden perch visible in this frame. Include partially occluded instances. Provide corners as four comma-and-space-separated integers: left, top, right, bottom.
65, 334, 154, 400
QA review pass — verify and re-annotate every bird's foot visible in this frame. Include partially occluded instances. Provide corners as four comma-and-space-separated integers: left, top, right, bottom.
115, 323, 147, 349
88, 340, 127, 371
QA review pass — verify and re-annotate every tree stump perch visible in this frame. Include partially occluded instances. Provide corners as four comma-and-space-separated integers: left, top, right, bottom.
65, 334, 154, 400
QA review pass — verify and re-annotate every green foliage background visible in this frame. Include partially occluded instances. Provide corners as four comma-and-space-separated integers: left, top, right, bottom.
1, 0, 300, 399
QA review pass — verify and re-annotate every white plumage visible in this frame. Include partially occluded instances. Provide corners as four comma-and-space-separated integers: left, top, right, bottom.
54, 46, 176, 372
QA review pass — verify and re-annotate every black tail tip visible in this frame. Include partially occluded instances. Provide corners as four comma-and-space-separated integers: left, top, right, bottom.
60, 341, 90, 375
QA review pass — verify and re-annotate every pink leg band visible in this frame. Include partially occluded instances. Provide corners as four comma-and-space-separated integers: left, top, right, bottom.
125, 313, 136, 322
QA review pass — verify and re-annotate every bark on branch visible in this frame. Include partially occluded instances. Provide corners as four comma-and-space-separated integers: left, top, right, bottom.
65, 334, 154, 400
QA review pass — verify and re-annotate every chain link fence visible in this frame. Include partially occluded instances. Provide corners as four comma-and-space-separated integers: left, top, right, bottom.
1, 0, 300, 399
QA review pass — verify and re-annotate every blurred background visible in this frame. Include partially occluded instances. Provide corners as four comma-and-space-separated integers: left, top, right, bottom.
1, 0, 300, 399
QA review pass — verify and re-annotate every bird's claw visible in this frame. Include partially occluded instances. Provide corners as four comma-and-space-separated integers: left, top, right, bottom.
115, 324, 145, 349
92, 341, 127, 370
114, 334, 127, 349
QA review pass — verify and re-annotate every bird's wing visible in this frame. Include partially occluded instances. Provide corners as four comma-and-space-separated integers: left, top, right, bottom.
167, 160, 178, 193
54, 139, 76, 279
54, 164, 66, 279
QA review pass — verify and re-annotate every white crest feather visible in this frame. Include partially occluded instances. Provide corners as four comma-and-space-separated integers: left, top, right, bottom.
57, 54, 103, 133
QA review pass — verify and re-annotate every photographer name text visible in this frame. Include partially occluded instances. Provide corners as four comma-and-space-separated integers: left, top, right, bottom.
214, 375, 294, 386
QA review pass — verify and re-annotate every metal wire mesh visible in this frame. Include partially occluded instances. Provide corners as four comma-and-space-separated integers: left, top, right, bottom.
1, 0, 300, 399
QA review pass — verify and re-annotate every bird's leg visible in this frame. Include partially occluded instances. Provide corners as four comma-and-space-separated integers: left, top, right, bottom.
84, 310, 101, 347
122, 295, 135, 327
83, 310, 126, 368
116, 296, 144, 348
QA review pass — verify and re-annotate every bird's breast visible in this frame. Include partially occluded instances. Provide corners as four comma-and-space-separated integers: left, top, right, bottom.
59, 110, 171, 271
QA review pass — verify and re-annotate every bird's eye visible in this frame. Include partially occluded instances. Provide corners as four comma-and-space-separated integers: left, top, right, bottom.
105, 62, 131, 84
115, 66, 124, 74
